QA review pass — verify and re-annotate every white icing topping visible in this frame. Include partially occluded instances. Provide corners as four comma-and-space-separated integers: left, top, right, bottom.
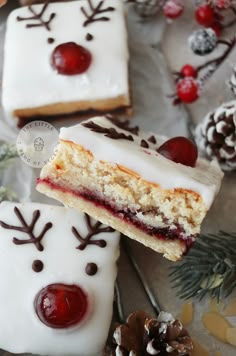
113, 328, 122, 345
166, 345, 175, 353
0, 201, 120, 355
2, 0, 129, 119
115, 346, 124, 356
157, 311, 175, 324
158, 323, 167, 334
59, 116, 224, 208
146, 340, 159, 355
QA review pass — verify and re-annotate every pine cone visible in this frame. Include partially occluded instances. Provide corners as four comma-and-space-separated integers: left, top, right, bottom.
110, 311, 193, 356
130, 0, 166, 17
195, 101, 236, 172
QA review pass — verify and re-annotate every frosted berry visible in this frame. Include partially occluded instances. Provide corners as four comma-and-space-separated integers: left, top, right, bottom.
189, 28, 217, 56
51, 42, 92, 75
176, 78, 199, 103
157, 137, 198, 167
195, 4, 216, 27
35, 284, 88, 328
210, 0, 232, 9
134, 0, 164, 17
163, 0, 184, 19
181, 64, 198, 78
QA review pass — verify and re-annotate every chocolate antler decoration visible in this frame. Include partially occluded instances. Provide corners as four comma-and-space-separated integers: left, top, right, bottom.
83, 121, 134, 141
0, 207, 52, 251
72, 213, 114, 250
81, 0, 115, 27
106, 116, 140, 136
16, 1, 56, 31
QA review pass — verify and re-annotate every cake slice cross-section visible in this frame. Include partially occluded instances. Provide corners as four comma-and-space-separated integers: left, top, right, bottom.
36, 117, 224, 261
2, 0, 131, 126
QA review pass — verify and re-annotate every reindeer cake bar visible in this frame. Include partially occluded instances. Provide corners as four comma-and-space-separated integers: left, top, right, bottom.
36, 116, 224, 261
2, 0, 131, 126
0, 201, 120, 355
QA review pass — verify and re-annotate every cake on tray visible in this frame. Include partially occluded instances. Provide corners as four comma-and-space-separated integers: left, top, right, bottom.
36, 116, 224, 261
2, 0, 131, 127
0, 201, 120, 355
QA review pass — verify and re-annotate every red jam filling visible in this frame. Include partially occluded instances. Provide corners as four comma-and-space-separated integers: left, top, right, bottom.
37, 178, 195, 252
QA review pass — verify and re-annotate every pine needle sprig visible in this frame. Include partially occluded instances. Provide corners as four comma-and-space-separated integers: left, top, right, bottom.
0, 187, 17, 203
0, 141, 18, 168
169, 231, 236, 302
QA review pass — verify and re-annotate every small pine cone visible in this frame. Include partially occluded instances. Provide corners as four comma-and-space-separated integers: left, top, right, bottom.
195, 101, 236, 172
131, 0, 166, 17
111, 310, 193, 355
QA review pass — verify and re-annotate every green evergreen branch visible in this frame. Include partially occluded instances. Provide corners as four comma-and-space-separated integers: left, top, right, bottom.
169, 232, 236, 302
0, 141, 18, 168
0, 142, 19, 202
0, 186, 17, 202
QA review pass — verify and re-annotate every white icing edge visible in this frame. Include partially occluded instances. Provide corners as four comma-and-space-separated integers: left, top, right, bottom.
59, 116, 224, 208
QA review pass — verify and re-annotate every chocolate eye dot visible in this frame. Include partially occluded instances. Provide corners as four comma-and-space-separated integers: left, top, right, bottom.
86, 33, 93, 41
47, 37, 55, 44
32, 259, 44, 273
85, 263, 98, 276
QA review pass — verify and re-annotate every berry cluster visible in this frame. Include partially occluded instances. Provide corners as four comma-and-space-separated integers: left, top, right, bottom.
130, 0, 184, 20
194, 0, 236, 37
171, 35, 235, 104
170, 1, 236, 105
162, 0, 184, 19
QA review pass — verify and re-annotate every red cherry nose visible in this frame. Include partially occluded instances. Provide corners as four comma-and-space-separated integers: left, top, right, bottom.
51, 42, 92, 75
34, 284, 88, 329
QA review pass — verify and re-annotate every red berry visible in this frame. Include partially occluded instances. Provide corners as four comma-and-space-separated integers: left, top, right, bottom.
195, 4, 216, 27
163, 0, 184, 19
211, 0, 232, 9
35, 284, 88, 328
176, 78, 199, 103
51, 42, 92, 75
210, 22, 221, 37
180, 64, 198, 78
157, 137, 198, 167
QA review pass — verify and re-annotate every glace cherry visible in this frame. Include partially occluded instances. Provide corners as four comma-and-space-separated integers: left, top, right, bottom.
51, 42, 92, 75
157, 137, 198, 167
35, 284, 88, 328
